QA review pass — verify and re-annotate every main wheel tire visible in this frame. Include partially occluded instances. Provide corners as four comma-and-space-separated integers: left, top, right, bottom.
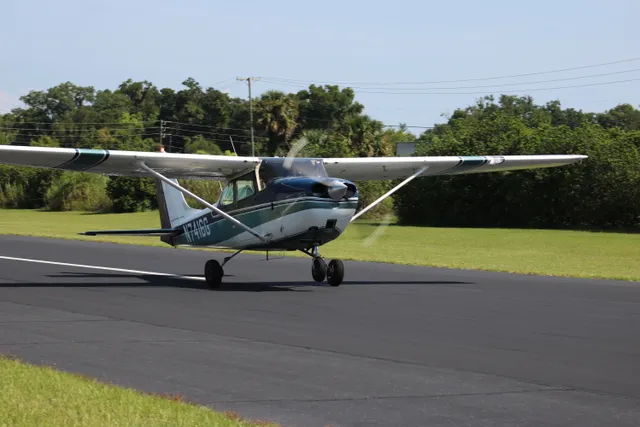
312, 257, 327, 282
204, 259, 223, 289
327, 259, 344, 287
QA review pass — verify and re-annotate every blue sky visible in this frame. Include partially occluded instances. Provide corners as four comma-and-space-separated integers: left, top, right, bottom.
1, 0, 638, 132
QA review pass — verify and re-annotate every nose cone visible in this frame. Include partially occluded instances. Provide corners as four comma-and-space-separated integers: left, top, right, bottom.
327, 180, 348, 200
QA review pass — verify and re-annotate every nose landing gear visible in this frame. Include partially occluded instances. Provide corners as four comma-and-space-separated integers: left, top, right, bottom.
312, 257, 327, 282
304, 245, 344, 287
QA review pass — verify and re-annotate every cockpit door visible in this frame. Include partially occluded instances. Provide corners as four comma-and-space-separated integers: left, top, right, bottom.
216, 169, 266, 246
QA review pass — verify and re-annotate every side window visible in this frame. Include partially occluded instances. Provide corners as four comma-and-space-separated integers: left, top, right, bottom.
220, 183, 234, 206
236, 179, 255, 201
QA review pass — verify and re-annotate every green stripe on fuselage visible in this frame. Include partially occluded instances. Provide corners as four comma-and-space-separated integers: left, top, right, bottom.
58, 149, 109, 171
174, 198, 358, 247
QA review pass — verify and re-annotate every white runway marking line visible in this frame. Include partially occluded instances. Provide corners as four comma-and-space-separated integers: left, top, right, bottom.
0, 255, 205, 281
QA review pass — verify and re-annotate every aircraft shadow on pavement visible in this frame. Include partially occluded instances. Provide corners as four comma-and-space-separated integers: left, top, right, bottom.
0, 272, 472, 292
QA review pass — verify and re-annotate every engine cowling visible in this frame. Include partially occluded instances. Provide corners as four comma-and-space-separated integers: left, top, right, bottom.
272, 177, 357, 201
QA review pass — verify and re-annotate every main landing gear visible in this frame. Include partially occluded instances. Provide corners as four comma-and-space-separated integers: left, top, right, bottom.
204, 250, 242, 289
305, 245, 344, 287
203, 246, 345, 290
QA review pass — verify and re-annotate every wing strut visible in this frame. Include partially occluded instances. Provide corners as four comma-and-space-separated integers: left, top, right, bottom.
351, 166, 429, 222
136, 161, 268, 242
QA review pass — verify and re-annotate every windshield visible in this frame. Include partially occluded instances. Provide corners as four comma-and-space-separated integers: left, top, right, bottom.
259, 158, 328, 183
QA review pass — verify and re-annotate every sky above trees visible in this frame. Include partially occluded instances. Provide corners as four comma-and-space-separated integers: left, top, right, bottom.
1, 0, 638, 130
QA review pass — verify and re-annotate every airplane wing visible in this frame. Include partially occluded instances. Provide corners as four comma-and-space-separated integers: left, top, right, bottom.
0, 145, 259, 180
322, 154, 587, 181
0, 145, 586, 181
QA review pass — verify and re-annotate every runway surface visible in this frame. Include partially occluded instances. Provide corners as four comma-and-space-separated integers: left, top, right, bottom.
1, 234, 639, 427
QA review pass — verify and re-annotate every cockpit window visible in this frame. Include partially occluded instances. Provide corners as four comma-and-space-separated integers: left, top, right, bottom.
236, 179, 255, 201
218, 171, 258, 206
220, 182, 234, 206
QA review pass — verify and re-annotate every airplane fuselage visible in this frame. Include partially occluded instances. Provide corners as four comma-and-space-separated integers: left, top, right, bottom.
171, 168, 359, 251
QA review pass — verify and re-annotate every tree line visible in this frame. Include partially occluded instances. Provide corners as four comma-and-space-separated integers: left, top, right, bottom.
396, 97, 640, 230
0, 78, 639, 230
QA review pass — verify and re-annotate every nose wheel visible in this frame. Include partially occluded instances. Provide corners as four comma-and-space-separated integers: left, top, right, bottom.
305, 246, 344, 287
312, 257, 327, 282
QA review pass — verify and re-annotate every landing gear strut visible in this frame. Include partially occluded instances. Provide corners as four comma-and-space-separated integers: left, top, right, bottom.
303, 245, 344, 287
204, 250, 243, 290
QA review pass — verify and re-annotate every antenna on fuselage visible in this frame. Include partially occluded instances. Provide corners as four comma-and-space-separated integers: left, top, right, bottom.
228, 135, 238, 156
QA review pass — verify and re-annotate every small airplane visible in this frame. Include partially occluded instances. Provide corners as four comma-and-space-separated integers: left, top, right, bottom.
0, 145, 586, 289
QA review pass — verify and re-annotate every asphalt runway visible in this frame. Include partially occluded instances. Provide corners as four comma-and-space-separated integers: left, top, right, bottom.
1, 234, 639, 427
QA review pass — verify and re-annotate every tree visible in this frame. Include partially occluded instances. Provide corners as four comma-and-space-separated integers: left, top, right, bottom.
106, 177, 157, 213
295, 85, 364, 131
395, 96, 640, 230
184, 135, 223, 155
1, 78, 639, 230
117, 79, 160, 122
18, 82, 95, 123
597, 104, 640, 131
255, 90, 299, 155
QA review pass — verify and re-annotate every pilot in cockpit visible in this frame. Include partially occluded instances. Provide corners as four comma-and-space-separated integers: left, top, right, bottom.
237, 183, 254, 199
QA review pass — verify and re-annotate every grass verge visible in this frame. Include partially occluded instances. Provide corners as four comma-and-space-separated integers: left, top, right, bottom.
0, 209, 639, 281
0, 355, 277, 427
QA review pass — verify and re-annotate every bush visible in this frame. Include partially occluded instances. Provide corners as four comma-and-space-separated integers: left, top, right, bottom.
44, 172, 111, 212
0, 182, 25, 208
394, 102, 640, 230
106, 177, 157, 213
355, 180, 394, 220
0, 166, 61, 209
180, 179, 222, 208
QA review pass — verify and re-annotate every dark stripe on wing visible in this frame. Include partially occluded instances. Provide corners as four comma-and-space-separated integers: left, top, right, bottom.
82, 149, 110, 171
54, 148, 80, 168
58, 149, 109, 172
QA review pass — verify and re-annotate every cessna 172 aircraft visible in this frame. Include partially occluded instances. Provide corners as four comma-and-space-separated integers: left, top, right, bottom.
0, 145, 586, 289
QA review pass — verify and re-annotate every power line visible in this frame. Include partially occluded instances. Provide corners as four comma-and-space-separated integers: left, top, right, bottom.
0, 126, 159, 133
210, 78, 236, 87
0, 118, 259, 135
261, 56, 640, 86
162, 120, 254, 133
262, 68, 640, 92
295, 114, 433, 129
0, 119, 160, 126
161, 126, 266, 141
264, 77, 640, 95
8, 132, 162, 140
0, 124, 261, 149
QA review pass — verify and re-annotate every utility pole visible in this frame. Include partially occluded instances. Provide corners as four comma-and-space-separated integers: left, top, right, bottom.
159, 119, 171, 152
236, 77, 260, 157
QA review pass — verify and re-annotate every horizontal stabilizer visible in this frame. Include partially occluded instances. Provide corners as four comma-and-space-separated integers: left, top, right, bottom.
79, 228, 179, 237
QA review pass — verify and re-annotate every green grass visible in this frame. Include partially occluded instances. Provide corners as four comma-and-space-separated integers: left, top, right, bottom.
0, 356, 277, 427
0, 209, 639, 281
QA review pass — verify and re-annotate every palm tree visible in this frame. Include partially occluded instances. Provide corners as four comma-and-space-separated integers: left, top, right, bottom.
255, 91, 299, 155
